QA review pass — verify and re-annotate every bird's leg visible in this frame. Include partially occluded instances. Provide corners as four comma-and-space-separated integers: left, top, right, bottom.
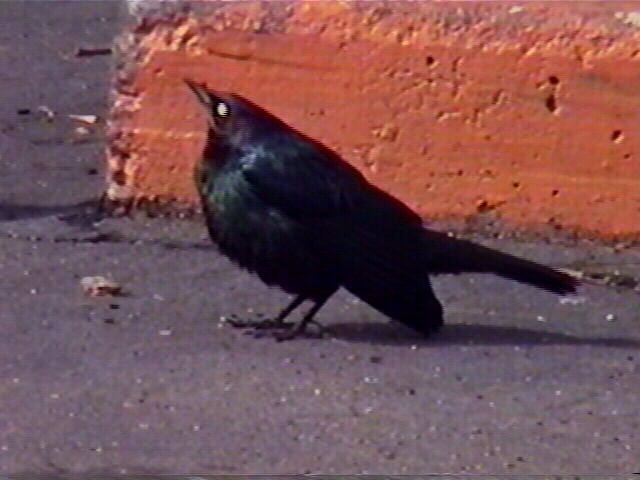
261, 295, 306, 328
274, 295, 331, 341
227, 295, 305, 330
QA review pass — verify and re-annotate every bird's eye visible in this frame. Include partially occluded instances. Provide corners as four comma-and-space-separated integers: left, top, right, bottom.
216, 101, 230, 117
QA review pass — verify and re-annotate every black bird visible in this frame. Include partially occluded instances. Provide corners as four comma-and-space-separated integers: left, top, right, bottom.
185, 80, 578, 340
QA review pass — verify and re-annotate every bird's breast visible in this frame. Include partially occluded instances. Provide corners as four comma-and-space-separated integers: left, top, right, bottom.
205, 170, 301, 267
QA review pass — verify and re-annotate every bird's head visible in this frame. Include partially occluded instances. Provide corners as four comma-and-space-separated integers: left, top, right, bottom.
184, 80, 282, 148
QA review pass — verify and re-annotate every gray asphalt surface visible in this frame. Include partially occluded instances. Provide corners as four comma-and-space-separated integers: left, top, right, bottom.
1, 2, 639, 474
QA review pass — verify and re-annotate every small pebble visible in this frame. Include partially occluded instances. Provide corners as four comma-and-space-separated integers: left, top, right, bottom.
37, 105, 55, 120
559, 295, 586, 305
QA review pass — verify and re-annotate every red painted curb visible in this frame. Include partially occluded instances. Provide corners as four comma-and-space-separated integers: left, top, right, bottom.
106, 1, 640, 239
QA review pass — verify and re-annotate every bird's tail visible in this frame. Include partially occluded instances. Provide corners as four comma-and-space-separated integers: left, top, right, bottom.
421, 230, 578, 294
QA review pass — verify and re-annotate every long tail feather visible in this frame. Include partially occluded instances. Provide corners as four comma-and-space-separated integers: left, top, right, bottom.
421, 231, 578, 294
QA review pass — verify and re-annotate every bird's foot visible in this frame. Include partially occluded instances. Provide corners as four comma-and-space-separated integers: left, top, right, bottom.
224, 315, 296, 338
274, 320, 327, 342
231, 319, 294, 330
224, 314, 293, 330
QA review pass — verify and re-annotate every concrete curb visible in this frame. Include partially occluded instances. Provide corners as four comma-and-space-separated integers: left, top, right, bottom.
105, 1, 640, 239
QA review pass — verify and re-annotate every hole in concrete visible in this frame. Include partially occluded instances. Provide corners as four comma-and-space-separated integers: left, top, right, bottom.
551, 189, 560, 197
512, 181, 521, 189
623, 153, 631, 159
548, 75, 559, 85
111, 170, 127, 186
545, 94, 557, 113
426, 56, 436, 67
611, 130, 623, 143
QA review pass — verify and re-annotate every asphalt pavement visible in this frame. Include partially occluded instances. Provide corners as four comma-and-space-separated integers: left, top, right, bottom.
1, 1, 639, 474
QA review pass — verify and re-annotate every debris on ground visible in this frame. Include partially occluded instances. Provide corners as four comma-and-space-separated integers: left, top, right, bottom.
36, 105, 56, 121
75, 47, 112, 57
80, 276, 122, 297
559, 268, 639, 291
68, 114, 99, 124
74, 126, 91, 136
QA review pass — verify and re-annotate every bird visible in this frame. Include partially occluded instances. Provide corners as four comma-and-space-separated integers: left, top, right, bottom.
184, 80, 578, 341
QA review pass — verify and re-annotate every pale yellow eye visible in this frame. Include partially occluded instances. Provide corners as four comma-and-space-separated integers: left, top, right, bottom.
216, 102, 229, 117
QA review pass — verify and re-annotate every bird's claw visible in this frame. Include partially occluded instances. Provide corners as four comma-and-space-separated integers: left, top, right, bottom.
226, 318, 293, 330
223, 315, 327, 341
274, 320, 327, 342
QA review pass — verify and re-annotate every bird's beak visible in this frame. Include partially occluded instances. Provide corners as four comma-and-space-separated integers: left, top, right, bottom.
184, 79, 211, 107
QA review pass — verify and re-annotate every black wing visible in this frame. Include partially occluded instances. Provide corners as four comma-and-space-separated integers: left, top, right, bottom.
239, 136, 368, 218
241, 138, 445, 333
241, 133, 423, 220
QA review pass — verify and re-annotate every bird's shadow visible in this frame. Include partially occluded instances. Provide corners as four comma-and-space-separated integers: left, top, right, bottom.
327, 321, 640, 349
